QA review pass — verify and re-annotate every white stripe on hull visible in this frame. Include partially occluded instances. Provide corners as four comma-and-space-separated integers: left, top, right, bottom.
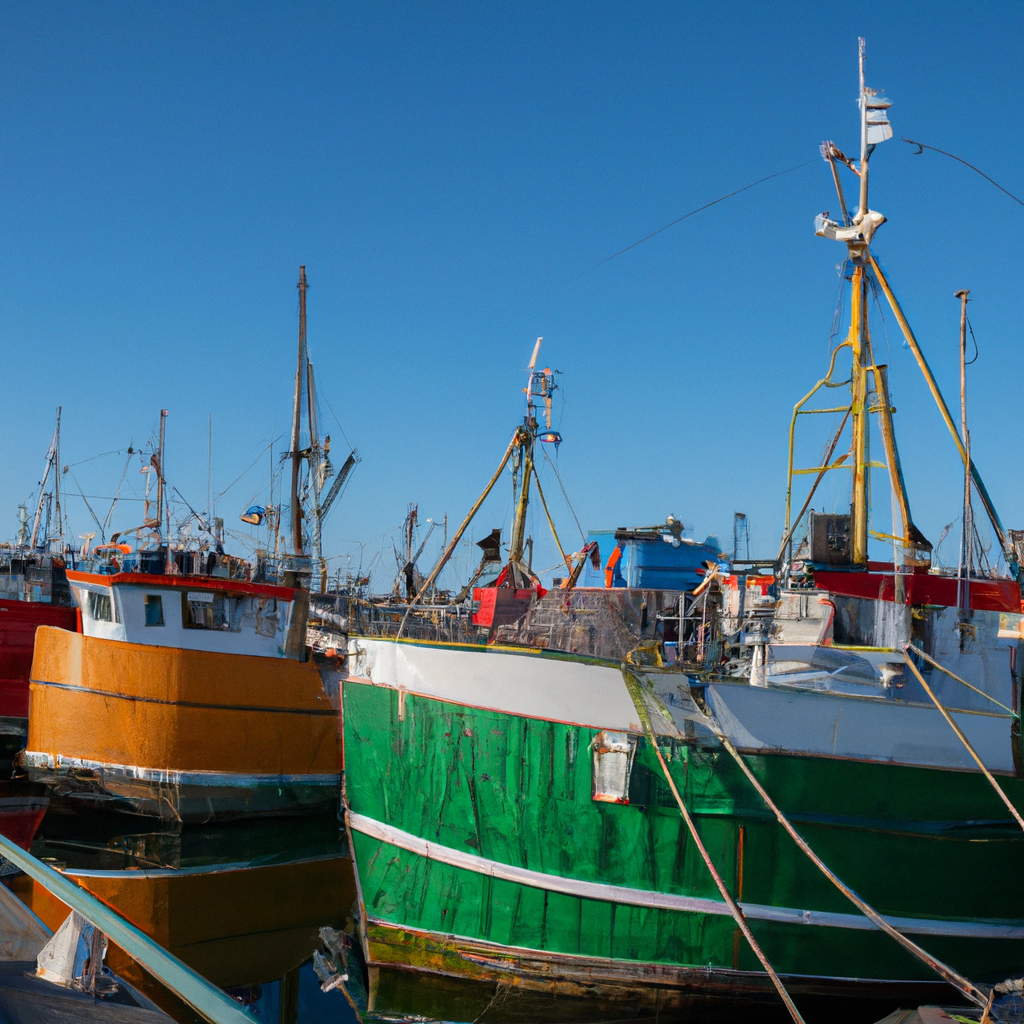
348, 812, 1024, 941
348, 637, 1017, 774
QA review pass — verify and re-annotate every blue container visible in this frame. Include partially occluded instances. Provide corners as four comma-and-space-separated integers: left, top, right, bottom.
581, 522, 724, 591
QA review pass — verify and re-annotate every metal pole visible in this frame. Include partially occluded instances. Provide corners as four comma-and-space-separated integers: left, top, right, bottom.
956, 289, 971, 614
850, 267, 869, 563
157, 410, 172, 572
857, 37, 869, 219
52, 407, 62, 550
290, 266, 307, 556
398, 430, 523, 637
867, 255, 1011, 564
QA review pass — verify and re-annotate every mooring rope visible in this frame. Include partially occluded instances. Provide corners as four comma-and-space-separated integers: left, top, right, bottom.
712, 724, 989, 1008
620, 665, 807, 1024
902, 646, 1024, 835
621, 661, 991, 1009
906, 642, 1018, 717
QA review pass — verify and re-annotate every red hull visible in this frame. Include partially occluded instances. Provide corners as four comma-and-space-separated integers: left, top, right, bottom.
0, 781, 48, 849
0, 599, 77, 723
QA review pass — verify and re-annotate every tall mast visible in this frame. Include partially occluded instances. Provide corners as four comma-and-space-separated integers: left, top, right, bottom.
30, 409, 61, 552
956, 289, 973, 616
508, 339, 542, 577
849, 267, 869, 564
52, 407, 62, 551
857, 37, 870, 219
155, 409, 167, 529
290, 266, 307, 555
156, 409, 171, 570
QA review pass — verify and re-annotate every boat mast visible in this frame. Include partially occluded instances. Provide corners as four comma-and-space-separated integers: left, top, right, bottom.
156, 409, 173, 571
849, 39, 874, 565
30, 408, 61, 552
290, 266, 308, 556
856, 37, 870, 220
956, 288, 973, 617
849, 265, 869, 564
508, 338, 541, 584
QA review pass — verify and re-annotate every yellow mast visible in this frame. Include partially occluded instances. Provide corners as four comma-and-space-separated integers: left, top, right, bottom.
849, 266, 869, 564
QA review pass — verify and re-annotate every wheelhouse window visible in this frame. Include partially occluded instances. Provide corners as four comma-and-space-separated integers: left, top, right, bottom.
88, 591, 113, 622
182, 590, 240, 631
144, 595, 164, 626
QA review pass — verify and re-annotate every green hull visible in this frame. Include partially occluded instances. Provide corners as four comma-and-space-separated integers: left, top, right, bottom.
342, 668, 1024, 1002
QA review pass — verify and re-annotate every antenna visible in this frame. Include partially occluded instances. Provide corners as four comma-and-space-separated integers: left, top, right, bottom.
528, 337, 542, 371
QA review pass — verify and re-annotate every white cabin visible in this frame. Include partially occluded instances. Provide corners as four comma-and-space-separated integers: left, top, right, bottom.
66, 570, 306, 659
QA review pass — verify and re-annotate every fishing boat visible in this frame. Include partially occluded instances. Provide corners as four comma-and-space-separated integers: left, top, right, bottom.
21, 270, 345, 823
0, 412, 79, 777
340, 41, 1024, 1020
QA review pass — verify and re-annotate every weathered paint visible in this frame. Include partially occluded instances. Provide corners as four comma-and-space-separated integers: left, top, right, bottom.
26, 626, 340, 820
351, 636, 1018, 775
342, 675, 1024, 992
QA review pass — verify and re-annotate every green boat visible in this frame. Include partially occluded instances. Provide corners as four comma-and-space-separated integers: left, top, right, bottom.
341, 40, 1024, 1021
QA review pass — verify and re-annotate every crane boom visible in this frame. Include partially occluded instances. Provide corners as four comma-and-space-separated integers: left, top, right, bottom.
317, 450, 359, 523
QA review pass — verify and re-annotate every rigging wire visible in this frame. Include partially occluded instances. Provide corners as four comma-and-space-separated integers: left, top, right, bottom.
103, 451, 134, 536
867, 276, 893, 357
203, 436, 283, 517
540, 445, 585, 543
827, 262, 848, 355
565, 160, 814, 283
319, 389, 355, 453
67, 471, 104, 539
965, 316, 980, 365
903, 138, 1024, 207
64, 448, 131, 469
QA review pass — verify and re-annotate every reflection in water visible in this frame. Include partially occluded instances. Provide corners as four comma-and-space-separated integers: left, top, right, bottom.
9, 807, 359, 1023
2, 806, 887, 1023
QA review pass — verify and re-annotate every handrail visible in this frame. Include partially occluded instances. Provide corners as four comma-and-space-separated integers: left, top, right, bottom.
0, 831, 249, 1024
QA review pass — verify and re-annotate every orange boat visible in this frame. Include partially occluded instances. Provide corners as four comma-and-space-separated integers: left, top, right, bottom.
22, 569, 340, 822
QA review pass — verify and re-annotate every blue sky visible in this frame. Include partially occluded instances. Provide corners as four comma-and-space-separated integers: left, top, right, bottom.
1, 1, 1022, 587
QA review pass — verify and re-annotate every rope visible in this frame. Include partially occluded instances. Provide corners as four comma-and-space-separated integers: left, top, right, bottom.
902, 647, 1024, 836
906, 642, 1017, 717
531, 465, 571, 573
623, 662, 990, 1008
539, 446, 585, 543
567, 160, 814, 283
903, 138, 1024, 207
619, 665, 807, 1024
711, 724, 989, 1007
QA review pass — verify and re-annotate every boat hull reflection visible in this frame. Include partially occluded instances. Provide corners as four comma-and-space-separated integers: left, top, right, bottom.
13, 812, 354, 1017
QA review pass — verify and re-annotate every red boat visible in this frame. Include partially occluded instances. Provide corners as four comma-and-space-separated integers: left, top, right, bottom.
0, 595, 78, 772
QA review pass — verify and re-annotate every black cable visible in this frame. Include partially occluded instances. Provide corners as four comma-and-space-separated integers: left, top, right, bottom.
565, 160, 815, 283
903, 138, 1024, 207
965, 316, 979, 365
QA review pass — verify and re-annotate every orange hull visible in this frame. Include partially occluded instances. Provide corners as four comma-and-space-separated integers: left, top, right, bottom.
24, 627, 340, 821
11, 853, 354, 1010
